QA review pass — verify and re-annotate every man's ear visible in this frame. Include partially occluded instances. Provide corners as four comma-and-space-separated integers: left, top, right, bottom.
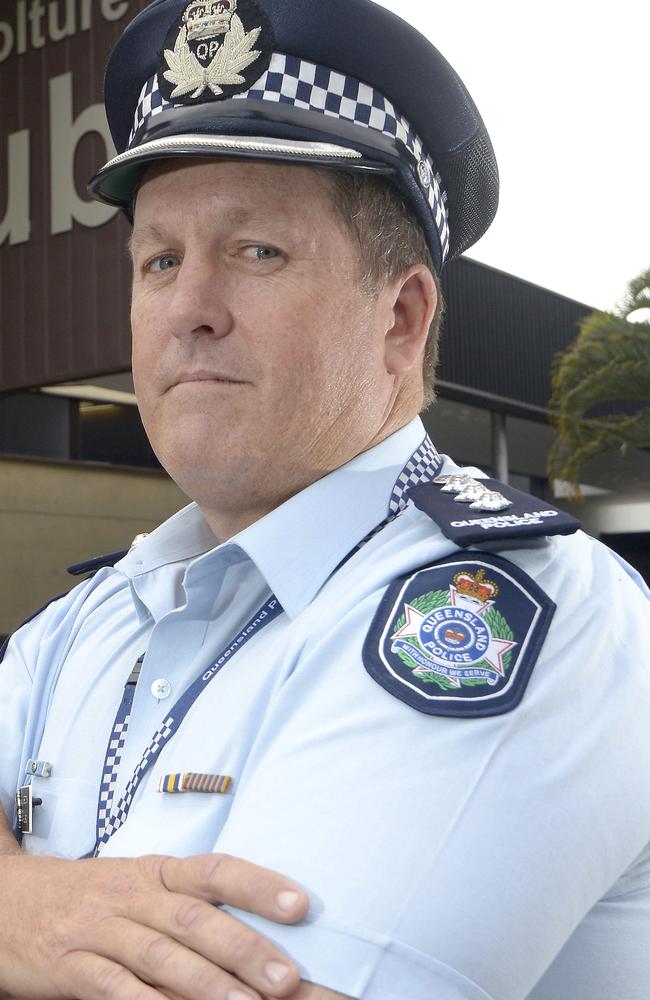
383, 265, 437, 377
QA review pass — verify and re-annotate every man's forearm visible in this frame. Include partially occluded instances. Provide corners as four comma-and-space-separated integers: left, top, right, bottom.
0, 806, 20, 1000
0, 806, 20, 856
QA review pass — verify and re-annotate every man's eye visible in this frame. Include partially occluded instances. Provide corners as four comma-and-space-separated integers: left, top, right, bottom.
242, 245, 280, 261
147, 254, 181, 272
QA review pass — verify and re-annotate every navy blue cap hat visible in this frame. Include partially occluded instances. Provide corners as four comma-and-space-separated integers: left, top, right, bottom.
88, 0, 499, 272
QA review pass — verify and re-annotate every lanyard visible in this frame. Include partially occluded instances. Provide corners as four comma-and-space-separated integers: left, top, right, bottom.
94, 596, 282, 853
95, 655, 145, 846
93, 435, 443, 854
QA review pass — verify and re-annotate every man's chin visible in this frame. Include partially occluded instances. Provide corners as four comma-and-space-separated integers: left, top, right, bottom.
154, 433, 254, 492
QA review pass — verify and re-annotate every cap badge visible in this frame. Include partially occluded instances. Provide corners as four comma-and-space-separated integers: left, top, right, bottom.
160, 0, 274, 103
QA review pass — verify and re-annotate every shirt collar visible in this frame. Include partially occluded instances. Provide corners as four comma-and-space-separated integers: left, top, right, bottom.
232, 417, 437, 618
116, 417, 438, 621
118, 502, 219, 578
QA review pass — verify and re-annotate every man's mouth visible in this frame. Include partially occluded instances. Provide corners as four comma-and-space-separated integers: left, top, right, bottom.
171, 370, 246, 389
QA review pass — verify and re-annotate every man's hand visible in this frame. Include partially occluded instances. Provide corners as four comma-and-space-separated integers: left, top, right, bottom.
0, 851, 308, 1000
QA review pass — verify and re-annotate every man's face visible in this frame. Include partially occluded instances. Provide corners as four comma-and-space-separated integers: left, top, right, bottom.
130, 159, 406, 521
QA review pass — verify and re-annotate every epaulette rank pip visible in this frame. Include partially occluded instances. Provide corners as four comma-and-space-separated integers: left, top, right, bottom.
408, 473, 581, 548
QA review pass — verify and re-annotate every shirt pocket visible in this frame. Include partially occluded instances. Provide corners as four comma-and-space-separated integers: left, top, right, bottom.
22, 776, 98, 859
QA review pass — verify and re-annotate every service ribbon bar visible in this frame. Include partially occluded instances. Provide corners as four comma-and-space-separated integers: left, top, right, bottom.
157, 772, 233, 794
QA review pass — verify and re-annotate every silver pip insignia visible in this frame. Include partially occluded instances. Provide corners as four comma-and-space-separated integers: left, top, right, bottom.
471, 493, 513, 513
455, 483, 489, 502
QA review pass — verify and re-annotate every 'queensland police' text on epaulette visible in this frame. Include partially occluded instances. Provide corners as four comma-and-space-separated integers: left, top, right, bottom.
408, 474, 581, 548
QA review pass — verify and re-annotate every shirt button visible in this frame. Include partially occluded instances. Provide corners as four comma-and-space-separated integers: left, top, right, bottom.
151, 678, 172, 700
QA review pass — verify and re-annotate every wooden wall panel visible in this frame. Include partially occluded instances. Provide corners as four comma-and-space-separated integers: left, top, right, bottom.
0, 0, 150, 391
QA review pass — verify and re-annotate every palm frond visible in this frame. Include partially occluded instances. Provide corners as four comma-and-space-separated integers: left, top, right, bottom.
617, 266, 650, 319
548, 266, 650, 495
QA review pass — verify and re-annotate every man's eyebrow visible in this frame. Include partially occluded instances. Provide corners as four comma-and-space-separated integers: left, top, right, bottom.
127, 205, 289, 258
128, 224, 168, 258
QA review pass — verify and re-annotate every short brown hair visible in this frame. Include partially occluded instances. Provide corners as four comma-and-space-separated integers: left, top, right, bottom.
324, 171, 445, 407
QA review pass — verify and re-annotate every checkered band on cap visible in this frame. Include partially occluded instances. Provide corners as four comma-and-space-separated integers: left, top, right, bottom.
129, 52, 450, 262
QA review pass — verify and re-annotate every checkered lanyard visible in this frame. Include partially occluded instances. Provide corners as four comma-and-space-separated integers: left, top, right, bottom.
94, 595, 283, 854
93, 437, 442, 855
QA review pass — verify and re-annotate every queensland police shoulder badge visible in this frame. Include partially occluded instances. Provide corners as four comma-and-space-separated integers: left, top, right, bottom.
363, 553, 555, 717
159, 0, 274, 104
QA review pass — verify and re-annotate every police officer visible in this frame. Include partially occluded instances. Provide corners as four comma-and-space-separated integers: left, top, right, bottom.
1, 2, 649, 999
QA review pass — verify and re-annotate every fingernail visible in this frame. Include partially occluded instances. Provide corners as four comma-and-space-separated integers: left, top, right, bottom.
265, 961, 291, 985
275, 889, 301, 911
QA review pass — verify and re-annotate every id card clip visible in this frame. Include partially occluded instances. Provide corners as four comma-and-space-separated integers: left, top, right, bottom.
25, 759, 53, 778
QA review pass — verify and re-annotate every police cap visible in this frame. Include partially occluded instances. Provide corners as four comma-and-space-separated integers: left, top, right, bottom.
88, 0, 499, 272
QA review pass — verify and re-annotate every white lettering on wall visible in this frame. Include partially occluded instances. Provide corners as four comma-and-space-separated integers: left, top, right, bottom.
101, 0, 129, 21
79, 0, 91, 31
0, 0, 130, 64
49, 72, 117, 235
0, 130, 31, 246
48, 0, 77, 42
29, 1, 46, 49
0, 23, 12, 63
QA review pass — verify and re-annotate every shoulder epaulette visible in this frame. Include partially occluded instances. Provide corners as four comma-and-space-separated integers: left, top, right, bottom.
409, 474, 581, 548
0, 590, 71, 664
66, 550, 129, 577
1, 550, 130, 664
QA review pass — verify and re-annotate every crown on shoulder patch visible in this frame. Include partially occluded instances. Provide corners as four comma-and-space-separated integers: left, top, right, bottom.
454, 568, 499, 603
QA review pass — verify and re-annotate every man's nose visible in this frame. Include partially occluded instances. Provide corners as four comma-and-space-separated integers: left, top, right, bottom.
166, 259, 234, 342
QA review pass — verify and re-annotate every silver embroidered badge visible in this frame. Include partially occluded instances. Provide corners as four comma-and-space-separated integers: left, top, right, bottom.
441, 474, 474, 494
470, 492, 513, 513
163, 1, 263, 100
435, 472, 514, 513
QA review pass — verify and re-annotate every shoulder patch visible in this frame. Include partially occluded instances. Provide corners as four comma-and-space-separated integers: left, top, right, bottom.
363, 553, 555, 718
408, 475, 581, 548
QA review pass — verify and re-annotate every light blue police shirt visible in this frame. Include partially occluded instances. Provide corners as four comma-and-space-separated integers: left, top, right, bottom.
1, 417, 649, 1000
